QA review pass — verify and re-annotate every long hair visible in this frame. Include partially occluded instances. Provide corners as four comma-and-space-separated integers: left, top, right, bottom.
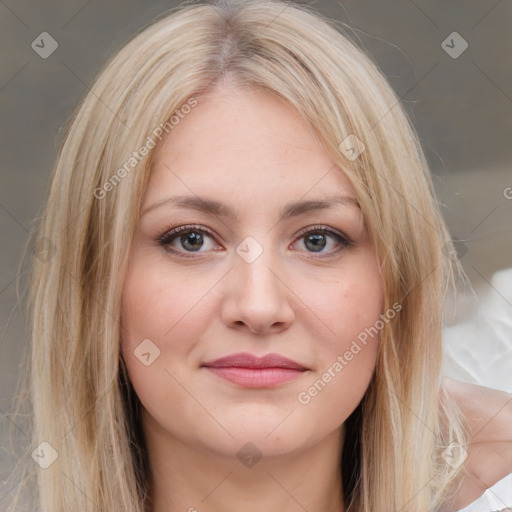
6, 1, 468, 510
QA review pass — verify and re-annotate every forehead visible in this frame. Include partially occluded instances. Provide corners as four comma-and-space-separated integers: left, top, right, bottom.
146, 85, 356, 208
156, 86, 318, 158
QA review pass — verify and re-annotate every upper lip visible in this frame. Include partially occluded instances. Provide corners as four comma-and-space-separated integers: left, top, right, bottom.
201, 352, 309, 371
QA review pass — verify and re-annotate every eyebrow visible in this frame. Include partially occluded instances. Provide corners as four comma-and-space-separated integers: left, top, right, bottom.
140, 194, 360, 222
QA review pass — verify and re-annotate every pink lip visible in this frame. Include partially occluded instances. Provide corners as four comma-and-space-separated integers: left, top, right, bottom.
201, 352, 310, 388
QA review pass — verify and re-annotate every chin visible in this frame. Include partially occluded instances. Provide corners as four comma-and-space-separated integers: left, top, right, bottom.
206, 415, 315, 457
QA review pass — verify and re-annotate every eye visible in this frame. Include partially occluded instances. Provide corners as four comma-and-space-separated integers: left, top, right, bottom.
156, 224, 353, 258
156, 225, 221, 257
291, 225, 352, 256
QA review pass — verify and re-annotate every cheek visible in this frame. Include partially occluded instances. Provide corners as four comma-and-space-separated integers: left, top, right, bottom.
120, 252, 238, 416
121, 257, 212, 355
310, 251, 384, 352
294, 252, 383, 418
119, 257, 216, 423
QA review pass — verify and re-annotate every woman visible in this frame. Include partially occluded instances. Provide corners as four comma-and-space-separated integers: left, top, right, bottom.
6, 0, 511, 511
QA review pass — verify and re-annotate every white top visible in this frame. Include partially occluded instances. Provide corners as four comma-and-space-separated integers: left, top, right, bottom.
456, 473, 512, 511
444, 267, 512, 511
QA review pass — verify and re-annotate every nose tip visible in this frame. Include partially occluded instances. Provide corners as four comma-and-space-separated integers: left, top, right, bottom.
222, 248, 295, 335
240, 313, 287, 335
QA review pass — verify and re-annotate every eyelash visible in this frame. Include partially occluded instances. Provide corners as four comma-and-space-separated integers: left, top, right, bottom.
156, 224, 353, 259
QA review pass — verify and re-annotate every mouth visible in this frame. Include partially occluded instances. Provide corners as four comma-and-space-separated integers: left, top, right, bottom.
201, 352, 310, 388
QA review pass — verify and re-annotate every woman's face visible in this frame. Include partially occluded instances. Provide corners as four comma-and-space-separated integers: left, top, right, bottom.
120, 83, 384, 460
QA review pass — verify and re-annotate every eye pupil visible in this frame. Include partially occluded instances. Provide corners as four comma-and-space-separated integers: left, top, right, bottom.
181, 232, 203, 251
305, 233, 326, 252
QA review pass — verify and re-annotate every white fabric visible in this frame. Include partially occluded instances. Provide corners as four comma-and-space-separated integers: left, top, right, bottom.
443, 267, 512, 511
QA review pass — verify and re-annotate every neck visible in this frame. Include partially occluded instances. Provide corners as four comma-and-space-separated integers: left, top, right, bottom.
142, 411, 346, 512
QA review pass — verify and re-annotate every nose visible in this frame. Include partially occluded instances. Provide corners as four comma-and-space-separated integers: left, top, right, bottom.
221, 245, 295, 335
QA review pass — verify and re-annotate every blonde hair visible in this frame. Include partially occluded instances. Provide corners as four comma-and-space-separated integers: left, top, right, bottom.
7, 0, 468, 510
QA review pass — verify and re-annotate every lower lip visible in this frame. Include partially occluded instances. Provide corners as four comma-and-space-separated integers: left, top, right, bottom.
203, 366, 306, 387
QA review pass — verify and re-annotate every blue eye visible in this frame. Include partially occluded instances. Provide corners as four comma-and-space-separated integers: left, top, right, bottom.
157, 225, 218, 255
292, 225, 353, 255
156, 224, 352, 258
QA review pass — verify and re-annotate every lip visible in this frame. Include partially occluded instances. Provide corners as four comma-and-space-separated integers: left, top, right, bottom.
201, 352, 310, 388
